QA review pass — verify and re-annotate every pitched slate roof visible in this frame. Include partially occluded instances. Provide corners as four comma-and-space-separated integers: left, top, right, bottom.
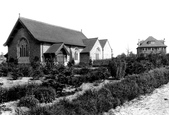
137, 36, 167, 48
81, 38, 98, 53
45, 43, 69, 55
99, 39, 107, 48
5, 17, 87, 46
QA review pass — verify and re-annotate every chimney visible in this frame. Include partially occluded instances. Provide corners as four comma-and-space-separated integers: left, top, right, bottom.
137, 39, 140, 45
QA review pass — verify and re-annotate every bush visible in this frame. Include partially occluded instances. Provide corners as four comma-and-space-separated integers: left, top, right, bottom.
26, 67, 169, 115
27, 106, 51, 115
30, 69, 44, 80
33, 87, 56, 103
93, 59, 111, 67
18, 95, 39, 108
0, 83, 40, 104
0, 63, 8, 76
96, 87, 116, 113
80, 67, 90, 75
18, 64, 32, 77
0, 88, 8, 103
42, 79, 64, 93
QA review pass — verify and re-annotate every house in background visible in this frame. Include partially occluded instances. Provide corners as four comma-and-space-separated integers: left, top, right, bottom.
137, 36, 167, 56
99, 39, 112, 59
80, 38, 102, 63
80, 38, 113, 63
4, 17, 113, 65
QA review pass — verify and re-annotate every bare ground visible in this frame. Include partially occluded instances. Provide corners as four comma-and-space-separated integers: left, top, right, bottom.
106, 82, 169, 115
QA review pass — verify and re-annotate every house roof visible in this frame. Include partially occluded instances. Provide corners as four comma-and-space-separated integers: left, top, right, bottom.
99, 39, 107, 48
81, 38, 98, 53
137, 36, 167, 48
4, 17, 87, 46
44, 43, 69, 55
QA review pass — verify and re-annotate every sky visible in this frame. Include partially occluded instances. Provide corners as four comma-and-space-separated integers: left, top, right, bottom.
0, 0, 169, 56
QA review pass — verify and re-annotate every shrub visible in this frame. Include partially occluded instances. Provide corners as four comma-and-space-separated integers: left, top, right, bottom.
70, 75, 85, 87
26, 67, 169, 114
93, 59, 110, 67
30, 69, 44, 80
96, 88, 115, 113
80, 67, 90, 75
33, 87, 56, 103
27, 106, 51, 115
57, 74, 68, 84
18, 95, 39, 108
42, 79, 64, 93
0, 88, 8, 103
0, 63, 8, 76
0, 83, 40, 104
18, 64, 32, 77
56, 64, 66, 74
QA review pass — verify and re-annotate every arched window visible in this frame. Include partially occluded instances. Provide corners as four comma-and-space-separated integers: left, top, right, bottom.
74, 48, 79, 60
19, 38, 29, 57
95, 47, 100, 60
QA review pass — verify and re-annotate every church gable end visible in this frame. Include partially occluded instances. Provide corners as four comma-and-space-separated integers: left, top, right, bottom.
6, 19, 40, 63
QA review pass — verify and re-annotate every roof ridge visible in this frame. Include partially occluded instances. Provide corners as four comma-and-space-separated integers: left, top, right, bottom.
19, 17, 82, 33
99, 39, 107, 41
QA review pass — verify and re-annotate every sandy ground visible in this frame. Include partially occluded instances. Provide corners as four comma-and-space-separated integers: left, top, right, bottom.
106, 82, 169, 115
0, 77, 41, 88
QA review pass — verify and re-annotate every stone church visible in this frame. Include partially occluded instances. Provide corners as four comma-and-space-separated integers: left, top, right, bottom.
4, 17, 112, 65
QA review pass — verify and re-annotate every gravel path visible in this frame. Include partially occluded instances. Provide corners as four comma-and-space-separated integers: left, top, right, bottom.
106, 83, 169, 115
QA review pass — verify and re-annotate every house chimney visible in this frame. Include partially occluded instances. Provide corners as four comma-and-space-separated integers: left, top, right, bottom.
137, 39, 140, 45
162, 38, 165, 44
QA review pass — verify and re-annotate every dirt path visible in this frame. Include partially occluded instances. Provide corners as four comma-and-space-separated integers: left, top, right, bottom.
106, 83, 169, 115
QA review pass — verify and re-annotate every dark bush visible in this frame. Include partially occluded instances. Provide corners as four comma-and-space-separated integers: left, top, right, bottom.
33, 87, 56, 103
96, 87, 115, 113
57, 74, 68, 84
28, 106, 51, 115
42, 79, 64, 93
80, 67, 90, 75
0, 83, 40, 104
18, 95, 39, 108
30, 69, 44, 80
0, 88, 8, 103
18, 64, 32, 77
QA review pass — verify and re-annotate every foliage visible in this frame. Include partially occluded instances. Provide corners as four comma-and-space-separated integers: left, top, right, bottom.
18, 95, 39, 108
93, 59, 111, 67
0, 83, 40, 104
33, 87, 56, 103
26, 67, 169, 115
108, 58, 126, 80
67, 58, 75, 68
42, 79, 64, 94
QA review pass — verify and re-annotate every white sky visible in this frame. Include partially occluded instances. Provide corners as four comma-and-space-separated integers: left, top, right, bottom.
0, 0, 169, 56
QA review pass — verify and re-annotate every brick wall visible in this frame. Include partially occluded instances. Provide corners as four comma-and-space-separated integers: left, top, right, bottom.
7, 27, 40, 63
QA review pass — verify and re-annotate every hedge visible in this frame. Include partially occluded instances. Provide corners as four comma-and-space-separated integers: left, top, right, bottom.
27, 67, 169, 115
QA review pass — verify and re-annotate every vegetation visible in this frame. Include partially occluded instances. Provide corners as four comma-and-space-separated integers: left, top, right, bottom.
33, 87, 56, 103
18, 95, 39, 108
26, 67, 169, 115
1, 53, 169, 114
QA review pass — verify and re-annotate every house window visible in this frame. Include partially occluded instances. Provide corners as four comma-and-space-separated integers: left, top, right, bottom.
74, 48, 79, 60
95, 47, 100, 60
19, 38, 29, 57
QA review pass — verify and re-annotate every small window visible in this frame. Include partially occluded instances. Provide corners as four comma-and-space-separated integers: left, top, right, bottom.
19, 38, 29, 57
74, 51, 78, 60
74, 48, 79, 60
95, 47, 101, 60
